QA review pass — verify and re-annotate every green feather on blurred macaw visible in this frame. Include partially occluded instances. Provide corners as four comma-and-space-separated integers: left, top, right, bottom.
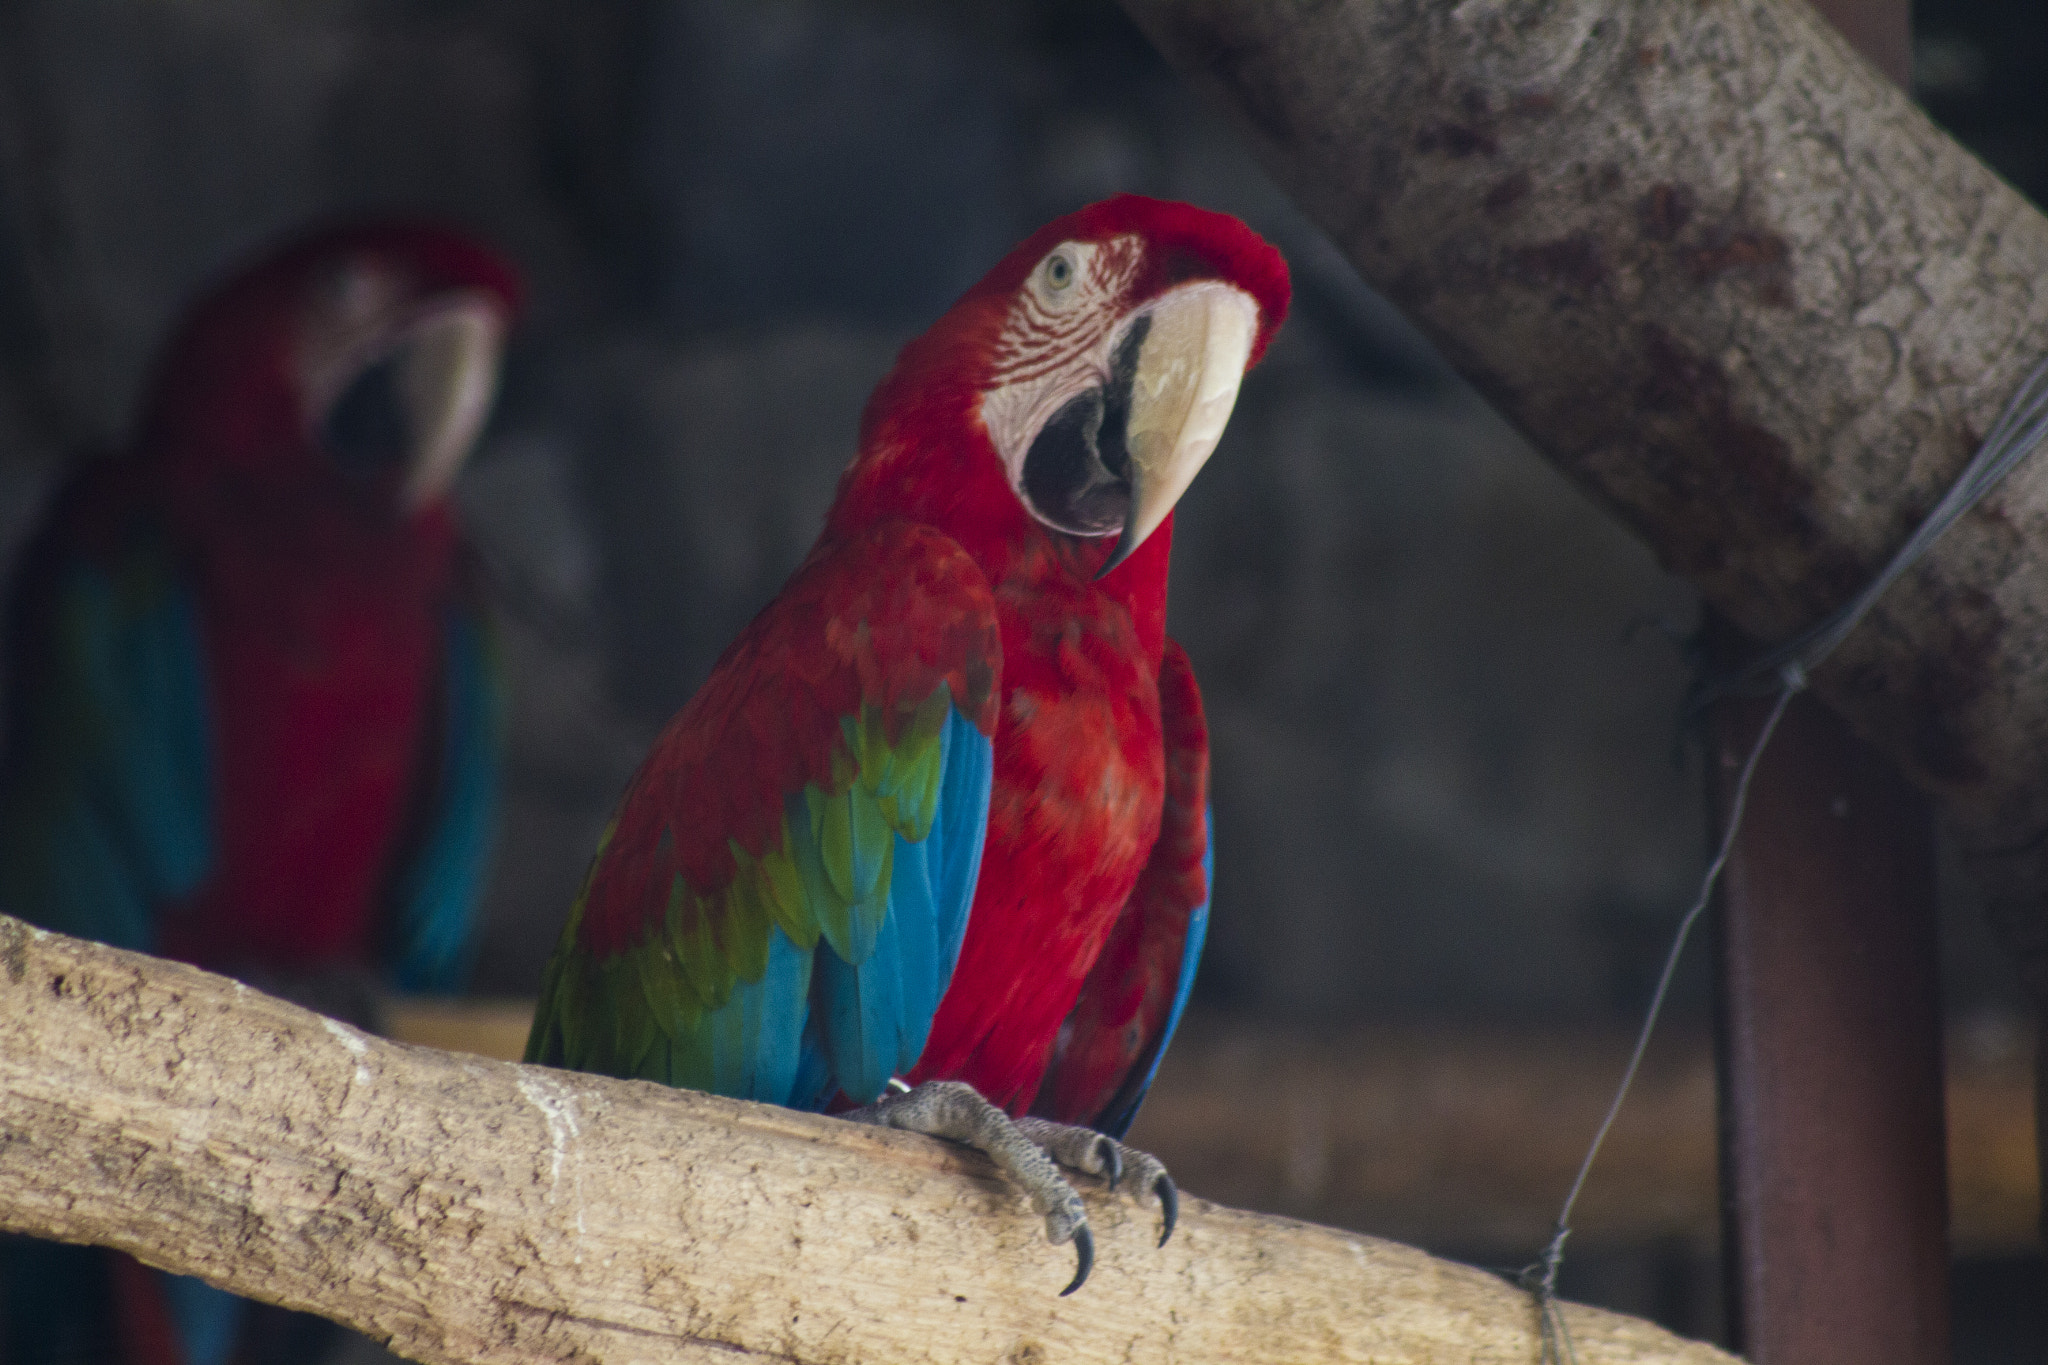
527, 195, 1287, 1291
0, 222, 518, 1365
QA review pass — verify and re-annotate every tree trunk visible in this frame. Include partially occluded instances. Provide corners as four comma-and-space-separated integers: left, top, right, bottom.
1114, 0, 2048, 994
0, 917, 1734, 1365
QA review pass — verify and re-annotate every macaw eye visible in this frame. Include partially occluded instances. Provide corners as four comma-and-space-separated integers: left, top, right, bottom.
1027, 241, 1100, 312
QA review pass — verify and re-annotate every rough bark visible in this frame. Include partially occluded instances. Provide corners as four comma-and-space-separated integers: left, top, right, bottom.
1115, 0, 2048, 989
385, 1000, 2041, 1256
0, 917, 1732, 1365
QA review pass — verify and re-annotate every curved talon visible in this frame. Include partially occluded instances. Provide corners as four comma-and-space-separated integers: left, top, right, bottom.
1061, 1223, 1095, 1296
1155, 1173, 1179, 1247
1096, 1135, 1124, 1190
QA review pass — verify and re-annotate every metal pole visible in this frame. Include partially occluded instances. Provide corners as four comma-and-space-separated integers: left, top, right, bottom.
1710, 672, 1950, 1363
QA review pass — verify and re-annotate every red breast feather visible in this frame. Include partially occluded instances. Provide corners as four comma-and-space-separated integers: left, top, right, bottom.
833, 196, 1286, 1108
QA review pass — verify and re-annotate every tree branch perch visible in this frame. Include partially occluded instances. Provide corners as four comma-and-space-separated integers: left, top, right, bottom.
383, 1002, 2043, 1255
0, 916, 1731, 1363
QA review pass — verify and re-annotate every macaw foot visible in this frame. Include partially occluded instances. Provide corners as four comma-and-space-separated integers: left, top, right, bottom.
844, 1080, 1177, 1295
1014, 1115, 1178, 1248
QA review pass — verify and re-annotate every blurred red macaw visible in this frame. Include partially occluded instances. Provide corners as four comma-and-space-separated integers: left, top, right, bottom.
527, 194, 1287, 1291
0, 221, 519, 1364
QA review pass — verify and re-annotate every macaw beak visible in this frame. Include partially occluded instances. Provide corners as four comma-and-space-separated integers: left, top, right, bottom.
1096, 281, 1258, 577
314, 288, 508, 511
395, 293, 508, 510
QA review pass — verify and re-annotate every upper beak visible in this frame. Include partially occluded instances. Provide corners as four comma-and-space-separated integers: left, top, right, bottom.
397, 293, 508, 510
1097, 281, 1258, 577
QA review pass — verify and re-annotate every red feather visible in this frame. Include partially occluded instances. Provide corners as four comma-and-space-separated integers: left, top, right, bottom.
559, 196, 1286, 1115
579, 520, 1001, 959
842, 196, 1283, 1109
138, 222, 519, 974
1031, 639, 1211, 1125
108, 1252, 187, 1365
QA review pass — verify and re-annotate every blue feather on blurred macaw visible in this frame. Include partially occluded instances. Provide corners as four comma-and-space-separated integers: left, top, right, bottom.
0, 221, 518, 1365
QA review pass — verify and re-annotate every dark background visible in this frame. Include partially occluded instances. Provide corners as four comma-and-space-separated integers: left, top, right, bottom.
0, 0, 2041, 1356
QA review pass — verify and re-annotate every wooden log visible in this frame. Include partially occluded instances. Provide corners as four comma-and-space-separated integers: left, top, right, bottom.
0, 917, 1735, 1365
1111, 0, 2048, 998
385, 1000, 2044, 1258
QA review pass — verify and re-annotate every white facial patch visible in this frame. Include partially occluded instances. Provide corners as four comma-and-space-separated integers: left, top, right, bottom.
979, 235, 1143, 501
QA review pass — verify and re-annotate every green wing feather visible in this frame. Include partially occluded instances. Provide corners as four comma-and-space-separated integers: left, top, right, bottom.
526, 522, 999, 1108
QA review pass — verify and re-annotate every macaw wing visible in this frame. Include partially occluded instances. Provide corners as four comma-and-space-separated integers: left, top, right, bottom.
0, 499, 213, 949
1031, 639, 1211, 1138
526, 521, 999, 1109
385, 594, 505, 993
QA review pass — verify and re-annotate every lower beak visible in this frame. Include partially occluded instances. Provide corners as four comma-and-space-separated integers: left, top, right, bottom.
398, 294, 508, 510
1097, 281, 1258, 577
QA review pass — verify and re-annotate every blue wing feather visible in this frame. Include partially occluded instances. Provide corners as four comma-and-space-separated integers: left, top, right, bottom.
791, 702, 992, 1108
161, 1272, 246, 1365
688, 923, 815, 1102
931, 705, 993, 972
0, 528, 235, 1365
388, 604, 503, 993
0, 539, 213, 949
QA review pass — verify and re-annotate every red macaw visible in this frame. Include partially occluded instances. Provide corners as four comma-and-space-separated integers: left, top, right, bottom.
0, 222, 519, 1365
527, 194, 1288, 1291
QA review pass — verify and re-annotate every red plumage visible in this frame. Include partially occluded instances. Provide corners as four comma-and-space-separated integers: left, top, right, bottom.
0, 221, 521, 1365
107, 222, 516, 974
155, 499, 455, 969
1030, 637, 1212, 1124
535, 194, 1287, 1123
842, 195, 1286, 1109
579, 520, 1001, 960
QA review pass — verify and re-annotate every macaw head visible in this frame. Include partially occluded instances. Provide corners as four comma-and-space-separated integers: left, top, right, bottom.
138, 220, 521, 527
845, 194, 1289, 582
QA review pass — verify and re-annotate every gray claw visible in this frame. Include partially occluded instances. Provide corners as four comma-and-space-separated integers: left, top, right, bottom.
1096, 1135, 1124, 1190
1061, 1223, 1095, 1296
1156, 1173, 1179, 1247
846, 1083, 1104, 1297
